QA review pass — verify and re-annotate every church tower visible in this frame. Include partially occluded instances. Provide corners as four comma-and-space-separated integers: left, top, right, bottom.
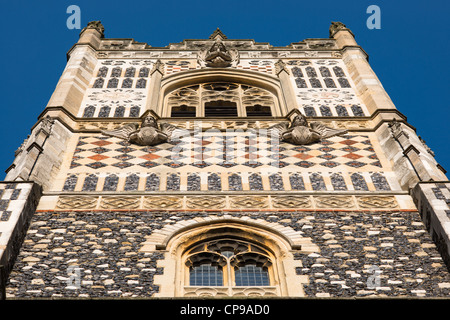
1, 21, 449, 298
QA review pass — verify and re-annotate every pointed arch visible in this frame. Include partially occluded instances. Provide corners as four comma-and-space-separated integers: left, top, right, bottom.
142, 216, 317, 297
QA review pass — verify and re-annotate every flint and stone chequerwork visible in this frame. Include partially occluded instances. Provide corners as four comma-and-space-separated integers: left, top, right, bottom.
1, 21, 449, 298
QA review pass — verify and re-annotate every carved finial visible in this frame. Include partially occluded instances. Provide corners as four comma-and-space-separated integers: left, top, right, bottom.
80, 21, 105, 38
209, 28, 227, 40
151, 59, 165, 75
274, 60, 289, 75
329, 21, 348, 37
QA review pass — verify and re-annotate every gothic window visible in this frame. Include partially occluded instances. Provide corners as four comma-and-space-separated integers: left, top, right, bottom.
98, 106, 111, 118
122, 78, 133, 88
107, 78, 119, 88
351, 105, 365, 117
295, 78, 307, 88
136, 78, 147, 88
185, 239, 272, 288
324, 78, 336, 88
335, 105, 349, 117
83, 105, 96, 118
333, 66, 346, 77
305, 66, 317, 77
129, 106, 141, 117
125, 67, 136, 78
166, 82, 275, 117
114, 106, 125, 117
205, 101, 238, 117
111, 67, 122, 77
309, 78, 322, 88
291, 67, 303, 77
171, 105, 196, 117
319, 66, 332, 77
97, 67, 108, 77
319, 105, 332, 117
93, 78, 104, 88
338, 77, 351, 88
246, 105, 272, 117
139, 67, 150, 77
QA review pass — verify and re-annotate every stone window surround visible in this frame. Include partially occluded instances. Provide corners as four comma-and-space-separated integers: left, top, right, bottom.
141, 217, 313, 297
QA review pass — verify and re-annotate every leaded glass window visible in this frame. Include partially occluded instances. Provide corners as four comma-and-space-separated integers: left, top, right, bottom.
185, 239, 272, 288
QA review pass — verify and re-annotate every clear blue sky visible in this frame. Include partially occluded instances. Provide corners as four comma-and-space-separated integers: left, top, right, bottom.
1, 0, 449, 180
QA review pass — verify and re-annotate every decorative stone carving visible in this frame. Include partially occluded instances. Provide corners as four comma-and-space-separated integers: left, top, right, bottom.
101, 115, 182, 146
269, 113, 347, 146
143, 196, 183, 209
80, 21, 105, 37
56, 196, 98, 209
356, 196, 398, 209
198, 38, 239, 68
186, 196, 226, 209
329, 21, 347, 37
314, 196, 355, 209
151, 59, 165, 75
229, 196, 269, 209
271, 196, 312, 209
100, 196, 140, 209
274, 59, 289, 75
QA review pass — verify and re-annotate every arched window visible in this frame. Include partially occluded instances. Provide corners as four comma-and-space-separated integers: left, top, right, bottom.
166, 82, 274, 117
185, 239, 272, 288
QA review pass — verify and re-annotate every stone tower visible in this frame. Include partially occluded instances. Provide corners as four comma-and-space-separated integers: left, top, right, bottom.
1, 21, 449, 298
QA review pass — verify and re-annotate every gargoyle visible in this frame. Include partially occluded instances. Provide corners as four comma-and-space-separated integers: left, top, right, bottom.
269, 114, 348, 145
198, 38, 239, 68
101, 115, 181, 146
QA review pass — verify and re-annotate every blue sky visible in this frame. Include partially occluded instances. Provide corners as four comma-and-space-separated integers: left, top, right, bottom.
1, 0, 449, 180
